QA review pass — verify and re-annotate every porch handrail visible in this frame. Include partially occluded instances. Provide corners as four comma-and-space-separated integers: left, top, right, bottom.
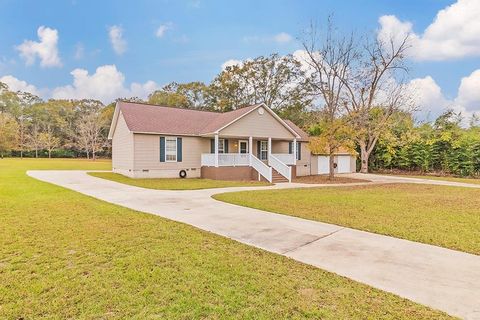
269, 154, 291, 182
250, 154, 272, 182
271, 153, 295, 165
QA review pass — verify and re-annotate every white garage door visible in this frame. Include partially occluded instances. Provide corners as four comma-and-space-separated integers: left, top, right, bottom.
336, 155, 352, 173
317, 156, 330, 174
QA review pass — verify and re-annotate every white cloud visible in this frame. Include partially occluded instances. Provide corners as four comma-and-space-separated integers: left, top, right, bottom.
51, 65, 159, 103
156, 23, 173, 38
273, 32, 293, 44
16, 26, 62, 67
407, 76, 450, 120
0, 75, 41, 95
108, 25, 127, 55
455, 70, 480, 112
408, 71, 480, 123
378, 0, 480, 61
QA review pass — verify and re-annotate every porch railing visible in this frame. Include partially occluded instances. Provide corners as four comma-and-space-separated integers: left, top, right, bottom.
269, 154, 291, 182
219, 153, 250, 166
201, 153, 216, 166
271, 153, 295, 165
251, 154, 272, 182
201, 153, 250, 167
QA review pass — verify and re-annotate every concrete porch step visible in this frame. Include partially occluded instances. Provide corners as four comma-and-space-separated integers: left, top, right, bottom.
272, 169, 289, 183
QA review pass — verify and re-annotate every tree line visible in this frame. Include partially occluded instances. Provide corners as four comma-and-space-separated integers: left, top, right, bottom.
0, 19, 478, 177
0, 85, 114, 160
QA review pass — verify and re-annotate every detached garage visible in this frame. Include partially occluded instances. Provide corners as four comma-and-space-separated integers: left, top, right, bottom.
315, 153, 356, 174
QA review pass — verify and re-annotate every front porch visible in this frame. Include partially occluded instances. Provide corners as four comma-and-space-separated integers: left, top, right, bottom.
200, 135, 299, 183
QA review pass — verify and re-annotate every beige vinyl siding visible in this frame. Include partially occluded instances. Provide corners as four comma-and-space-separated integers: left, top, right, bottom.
133, 134, 209, 170
219, 109, 295, 139
296, 143, 312, 176
112, 112, 134, 170
227, 139, 239, 153
272, 141, 289, 153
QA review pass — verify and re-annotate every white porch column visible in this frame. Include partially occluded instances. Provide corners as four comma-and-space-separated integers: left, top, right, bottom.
268, 137, 272, 163
214, 133, 219, 167
293, 138, 297, 165
248, 136, 253, 166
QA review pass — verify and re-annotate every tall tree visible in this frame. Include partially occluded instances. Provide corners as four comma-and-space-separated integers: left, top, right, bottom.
15, 92, 42, 158
302, 19, 357, 179
340, 33, 412, 173
0, 113, 19, 158
148, 83, 190, 108
39, 131, 60, 158
74, 100, 108, 160
209, 54, 311, 113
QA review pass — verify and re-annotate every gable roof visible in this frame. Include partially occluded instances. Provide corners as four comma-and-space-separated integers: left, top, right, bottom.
108, 101, 308, 140
284, 120, 309, 141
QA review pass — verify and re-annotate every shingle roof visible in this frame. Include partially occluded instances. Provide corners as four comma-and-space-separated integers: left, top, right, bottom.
115, 101, 309, 139
284, 120, 309, 141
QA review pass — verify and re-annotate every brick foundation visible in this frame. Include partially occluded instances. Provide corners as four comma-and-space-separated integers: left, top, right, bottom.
201, 166, 260, 181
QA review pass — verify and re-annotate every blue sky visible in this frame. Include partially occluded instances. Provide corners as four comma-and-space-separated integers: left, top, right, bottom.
0, 0, 479, 120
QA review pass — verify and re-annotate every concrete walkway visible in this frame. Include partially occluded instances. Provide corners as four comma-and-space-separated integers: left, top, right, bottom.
27, 171, 480, 319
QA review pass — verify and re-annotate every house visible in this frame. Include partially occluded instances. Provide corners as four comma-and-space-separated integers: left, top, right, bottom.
108, 101, 356, 182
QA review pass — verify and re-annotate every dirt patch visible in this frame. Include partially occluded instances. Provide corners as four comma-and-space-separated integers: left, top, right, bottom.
293, 175, 370, 184
374, 169, 479, 179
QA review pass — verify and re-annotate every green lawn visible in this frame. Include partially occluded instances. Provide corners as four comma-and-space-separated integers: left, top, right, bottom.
88, 171, 270, 190
401, 174, 480, 185
0, 158, 452, 319
214, 184, 480, 255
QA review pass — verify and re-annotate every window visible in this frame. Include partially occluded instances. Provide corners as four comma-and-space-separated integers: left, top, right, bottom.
218, 139, 226, 154
289, 141, 301, 161
165, 137, 177, 161
260, 140, 268, 160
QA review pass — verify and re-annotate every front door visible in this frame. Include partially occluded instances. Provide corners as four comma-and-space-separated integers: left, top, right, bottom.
239, 140, 248, 154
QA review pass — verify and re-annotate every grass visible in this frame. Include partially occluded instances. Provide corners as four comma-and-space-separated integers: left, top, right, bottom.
214, 184, 480, 255
88, 172, 270, 190
374, 171, 480, 185
0, 158, 453, 319
293, 175, 370, 184
400, 174, 480, 185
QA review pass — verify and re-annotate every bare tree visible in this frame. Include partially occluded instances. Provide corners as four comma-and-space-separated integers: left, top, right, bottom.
340, 33, 412, 173
75, 106, 107, 160
302, 19, 358, 179
27, 122, 42, 158
39, 128, 60, 158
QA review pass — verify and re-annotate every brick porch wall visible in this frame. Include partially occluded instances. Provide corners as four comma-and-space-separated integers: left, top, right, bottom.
201, 166, 260, 181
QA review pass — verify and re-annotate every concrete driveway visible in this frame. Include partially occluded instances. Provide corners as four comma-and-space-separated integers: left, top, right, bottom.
27, 171, 480, 319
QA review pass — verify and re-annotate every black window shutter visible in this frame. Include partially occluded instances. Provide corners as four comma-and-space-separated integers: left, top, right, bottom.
224, 139, 229, 153
288, 142, 293, 154
257, 141, 261, 157
177, 137, 182, 162
297, 142, 301, 160
210, 139, 215, 153
160, 137, 165, 162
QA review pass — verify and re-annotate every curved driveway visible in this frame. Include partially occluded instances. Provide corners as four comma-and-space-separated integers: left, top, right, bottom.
28, 171, 480, 319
